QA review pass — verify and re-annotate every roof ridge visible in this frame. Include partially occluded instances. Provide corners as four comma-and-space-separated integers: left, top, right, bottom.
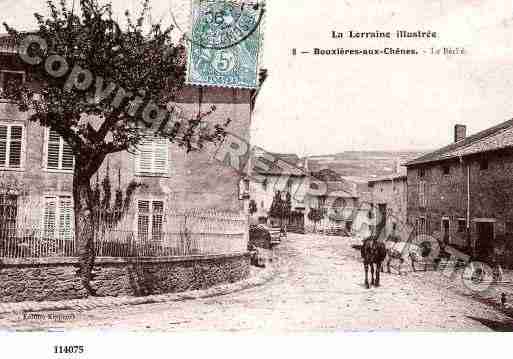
452, 121, 513, 154
406, 118, 513, 166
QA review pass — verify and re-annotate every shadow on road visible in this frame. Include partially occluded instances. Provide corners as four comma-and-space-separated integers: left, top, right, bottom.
466, 316, 513, 332
456, 291, 513, 322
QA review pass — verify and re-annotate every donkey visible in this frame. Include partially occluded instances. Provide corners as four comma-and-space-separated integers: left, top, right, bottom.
384, 240, 427, 275
361, 237, 387, 288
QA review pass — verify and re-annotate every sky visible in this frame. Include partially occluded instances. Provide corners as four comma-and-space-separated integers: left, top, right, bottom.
2, 0, 513, 156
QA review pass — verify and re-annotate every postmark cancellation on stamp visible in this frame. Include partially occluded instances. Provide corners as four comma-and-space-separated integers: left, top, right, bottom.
186, 0, 264, 89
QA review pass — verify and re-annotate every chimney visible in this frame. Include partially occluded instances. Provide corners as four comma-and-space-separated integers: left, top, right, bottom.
454, 124, 467, 142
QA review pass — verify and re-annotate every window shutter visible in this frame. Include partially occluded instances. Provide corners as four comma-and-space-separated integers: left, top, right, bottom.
137, 200, 150, 241
42, 196, 74, 240
47, 129, 74, 170
0, 126, 7, 167
152, 201, 164, 241
8, 125, 22, 168
0, 194, 18, 238
137, 200, 165, 242
61, 140, 74, 170
43, 199, 57, 238
153, 139, 168, 174
47, 129, 61, 169
0, 125, 23, 168
59, 198, 74, 240
137, 137, 168, 174
138, 140, 154, 173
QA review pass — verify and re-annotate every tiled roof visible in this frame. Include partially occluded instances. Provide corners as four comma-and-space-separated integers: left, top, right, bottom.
0, 34, 17, 54
308, 180, 359, 198
310, 168, 343, 182
271, 153, 300, 164
252, 154, 306, 176
406, 118, 513, 166
368, 173, 407, 184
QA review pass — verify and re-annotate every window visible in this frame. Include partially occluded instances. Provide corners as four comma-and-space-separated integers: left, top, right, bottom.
418, 181, 427, 207
0, 124, 24, 169
239, 178, 250, 200
137, 200, 164, 242
46, 128, 74, 171
419, 168, 426, 178
442, 218, 450, 243
0, 193, 17, 241
286, 178, 293, 192
417, 217, 427, 234
136, 137, 169, 175
458, 219, 467, 233
0, 70, 24, 99
261, 201, 264, 209
480, 159, 489, 170
333, 198, 345, 210
42, 196, 74, 240
442, 164, 450, 175
262, 178, 268, 191
506, 222, 513, 235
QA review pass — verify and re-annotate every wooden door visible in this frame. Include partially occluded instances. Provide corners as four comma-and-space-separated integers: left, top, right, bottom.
442, 219, 450, 244
476, 222, 494, 260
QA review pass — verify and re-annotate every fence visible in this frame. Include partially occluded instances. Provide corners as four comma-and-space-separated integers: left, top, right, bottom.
0, 209, 248, 259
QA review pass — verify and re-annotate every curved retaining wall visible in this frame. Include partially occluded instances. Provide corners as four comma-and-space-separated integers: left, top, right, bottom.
0, 254, 250, 303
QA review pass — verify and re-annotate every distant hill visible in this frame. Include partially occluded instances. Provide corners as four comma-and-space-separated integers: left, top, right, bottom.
304, 151, 427, 183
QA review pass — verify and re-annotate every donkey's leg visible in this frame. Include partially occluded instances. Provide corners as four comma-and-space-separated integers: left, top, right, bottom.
410, 254, 417, 272
370, 263, 375, 286
375, 262, 381, 287
387, 256, 392, 274
364, 263, 370, 289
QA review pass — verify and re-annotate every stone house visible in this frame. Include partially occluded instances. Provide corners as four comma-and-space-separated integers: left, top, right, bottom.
248, 151, 360, 235
368, 173, 407, 241
406, 121, 513, 263
249, 150, 308, 232
0, 34, 253, 247
304, 180, 359, 234
310, 168, 344, 182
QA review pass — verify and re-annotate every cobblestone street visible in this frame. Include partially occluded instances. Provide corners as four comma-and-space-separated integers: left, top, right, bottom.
1, 233, 513, 332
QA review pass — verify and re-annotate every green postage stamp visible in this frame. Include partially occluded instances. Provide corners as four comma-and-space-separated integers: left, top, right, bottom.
186, 0, 265, 89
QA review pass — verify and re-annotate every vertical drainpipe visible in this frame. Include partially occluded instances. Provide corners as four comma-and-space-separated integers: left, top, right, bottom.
467, 162, 470, 227
405, 171, 408, 227
464, 156, 471, 251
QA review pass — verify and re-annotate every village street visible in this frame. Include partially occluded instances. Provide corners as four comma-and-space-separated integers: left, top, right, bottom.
1, 234, 512, 332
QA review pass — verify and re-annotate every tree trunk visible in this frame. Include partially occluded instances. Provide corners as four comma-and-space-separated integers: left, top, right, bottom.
74, 169, 97, 296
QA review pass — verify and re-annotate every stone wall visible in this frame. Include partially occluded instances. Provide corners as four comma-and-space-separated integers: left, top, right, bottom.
407, 149, 513, 261
304, 196, 359, 234
368, 177, 408, 240
0, 254, 249, 303
0, 85, 252, 215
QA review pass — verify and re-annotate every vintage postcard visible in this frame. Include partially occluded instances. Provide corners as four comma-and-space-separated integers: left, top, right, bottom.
0, 0, 512, 357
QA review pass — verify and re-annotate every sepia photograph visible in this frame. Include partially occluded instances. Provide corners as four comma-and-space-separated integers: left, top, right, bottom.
1, 0, 513, 356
